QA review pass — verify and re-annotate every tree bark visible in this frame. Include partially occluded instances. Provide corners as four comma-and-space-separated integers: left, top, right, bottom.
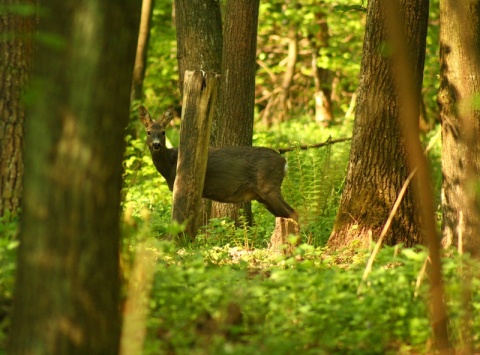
132, 0, 154, 101
439, 0, 480, 257
8, 1, 141, 354
0, 0, 35, 217
174, 0, 222, 96
328, 0, 428, 249
173, 0, 222, 225
172, 71, 218, 239
210, 0, 260, 225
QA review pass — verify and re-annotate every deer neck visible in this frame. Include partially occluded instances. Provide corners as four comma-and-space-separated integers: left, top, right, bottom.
150, 146, 177, 190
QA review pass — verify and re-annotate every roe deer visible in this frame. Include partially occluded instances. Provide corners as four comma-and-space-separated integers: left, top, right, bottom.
139, 106, 298, 222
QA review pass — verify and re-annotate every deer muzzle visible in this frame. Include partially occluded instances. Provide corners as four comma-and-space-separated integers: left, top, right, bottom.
152, 140, 161, 151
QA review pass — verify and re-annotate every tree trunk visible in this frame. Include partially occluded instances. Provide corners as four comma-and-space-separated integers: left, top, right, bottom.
439, 0, 480, 257
173, 0, 222, 225
210, 0, 260, 225
174, 0, 222, 96
8, 1, 141, 354
262, 26, 297, 125
310, 11, 334, 126
132, 0, 154, 101
0, 0, 35, 217
172, 71, 218, 239
328, 0, 428, 249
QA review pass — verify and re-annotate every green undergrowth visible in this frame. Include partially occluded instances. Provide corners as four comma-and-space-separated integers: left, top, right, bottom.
127, 240, 480, 354
0, 212, 19, 349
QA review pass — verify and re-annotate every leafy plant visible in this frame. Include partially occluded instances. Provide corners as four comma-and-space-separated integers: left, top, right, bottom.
0, 211, 19, 349
138, 244, 480, 354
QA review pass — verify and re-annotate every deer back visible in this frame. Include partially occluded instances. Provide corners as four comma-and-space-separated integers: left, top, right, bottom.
203, 146, 287, 204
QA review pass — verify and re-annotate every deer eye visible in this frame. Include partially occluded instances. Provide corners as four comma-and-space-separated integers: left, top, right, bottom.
161, 131, 165, 136
147, 131, 151, 135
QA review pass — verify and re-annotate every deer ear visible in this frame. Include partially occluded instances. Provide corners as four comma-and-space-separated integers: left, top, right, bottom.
162, 106, 175, 126
139, 106, 152, 127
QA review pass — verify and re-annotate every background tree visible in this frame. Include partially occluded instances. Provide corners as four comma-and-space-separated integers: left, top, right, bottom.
439, 0, 480, 257
174, 0, 222, 96
0, 0, 35, 218
327, 0, 429, 248
309, 11, 334, 125
210, 0, 260, 224
8, 1, 141, 353
132, 0, 154, 101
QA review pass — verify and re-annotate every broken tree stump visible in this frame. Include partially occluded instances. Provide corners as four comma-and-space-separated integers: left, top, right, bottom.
172, 70, 219, 239
270, 217, 300, 255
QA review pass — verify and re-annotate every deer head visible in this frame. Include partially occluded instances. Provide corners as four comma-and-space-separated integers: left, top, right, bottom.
139, 105, 174, 152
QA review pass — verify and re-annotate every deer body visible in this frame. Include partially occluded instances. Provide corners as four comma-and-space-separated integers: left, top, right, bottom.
140, 106, 298, 221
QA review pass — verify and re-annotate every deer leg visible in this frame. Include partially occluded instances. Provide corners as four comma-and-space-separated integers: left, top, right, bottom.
257, 190, 298, 222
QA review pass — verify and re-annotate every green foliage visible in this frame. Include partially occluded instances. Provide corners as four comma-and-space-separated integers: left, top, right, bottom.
142, 0, 179, 108
256, 0, 365, 119
145, 0, 439, 127
282, 143, 349, 245
423, 0, 440, 125
0, 211, 19, 349
137, 244, 480, 354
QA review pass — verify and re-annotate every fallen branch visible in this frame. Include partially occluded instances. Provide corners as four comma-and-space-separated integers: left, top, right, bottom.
276, 136, 352, 154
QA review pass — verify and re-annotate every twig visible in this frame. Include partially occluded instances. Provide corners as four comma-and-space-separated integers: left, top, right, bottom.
357, 167, 417, 295
414, 255, 430, 298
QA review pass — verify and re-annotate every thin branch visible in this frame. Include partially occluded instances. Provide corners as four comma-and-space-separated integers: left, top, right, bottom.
277, 136, 352, 154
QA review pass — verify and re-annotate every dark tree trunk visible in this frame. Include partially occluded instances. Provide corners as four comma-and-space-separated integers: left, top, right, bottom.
0, 0, 35, 217
174, 0, 222, 96
328, 0, 428, 249
439, 0, 480, 258
8, 1, 141, 354
210, 0, 260, 225
132, 0, 154, 101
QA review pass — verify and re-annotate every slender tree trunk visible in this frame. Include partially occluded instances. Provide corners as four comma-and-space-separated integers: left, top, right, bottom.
310, 11, 334, 126
311, 53, 334, 126
439, 0, 480, 257
262, 27, 297, 125
210, 0, 260, 225
8, 1, 141, 353
328, 0, 428, 248
132, 0, 154, 101
0, 0, 35, 217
